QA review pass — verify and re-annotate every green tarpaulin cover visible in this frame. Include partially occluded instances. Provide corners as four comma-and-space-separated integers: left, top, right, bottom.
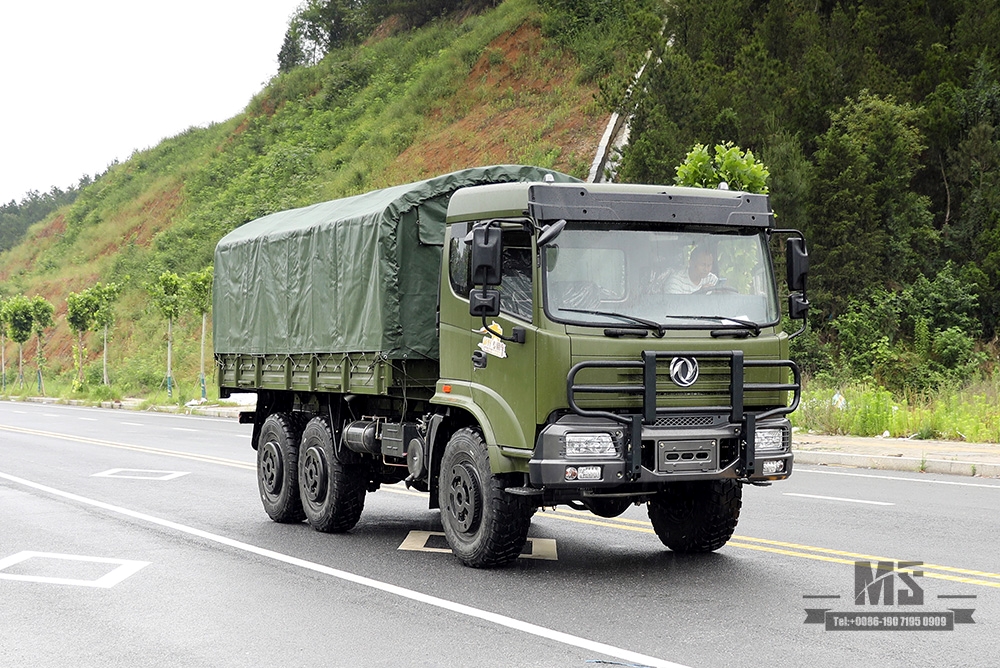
213, 165, 578, 359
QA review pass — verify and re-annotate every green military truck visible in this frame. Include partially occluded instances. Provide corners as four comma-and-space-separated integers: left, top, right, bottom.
214, 164, 809, 567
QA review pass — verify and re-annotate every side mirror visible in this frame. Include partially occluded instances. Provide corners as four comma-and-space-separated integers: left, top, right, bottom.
788, 293, 809, 320
470, 289, 500, 318
536, 219, 567, 247
471, 225, 502, 286
786, 237, 809, 293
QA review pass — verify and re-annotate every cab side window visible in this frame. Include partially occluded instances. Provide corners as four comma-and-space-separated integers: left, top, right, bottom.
448, 223, 533, 322
448, 223, 471, 297
498, 231, 533, 322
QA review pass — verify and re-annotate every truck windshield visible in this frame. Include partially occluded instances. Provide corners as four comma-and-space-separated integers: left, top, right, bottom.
542, 224, 779, 331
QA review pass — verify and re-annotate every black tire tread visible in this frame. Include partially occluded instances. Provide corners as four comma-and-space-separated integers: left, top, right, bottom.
439, 428, 533, 568
257, 412, 308, 524
299, 415, 366, 533
647, 480, 742, 553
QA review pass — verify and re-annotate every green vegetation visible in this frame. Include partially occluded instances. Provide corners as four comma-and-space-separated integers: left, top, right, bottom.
0, 185, 84, 253
674, 142, 770, 193
793, 377, 1000, 444
146, 272, 183, 399
183, 266, 213, 400
0, 295, 56, 394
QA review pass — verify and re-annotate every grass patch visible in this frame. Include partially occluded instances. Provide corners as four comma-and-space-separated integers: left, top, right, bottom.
792, 375, 1000, 443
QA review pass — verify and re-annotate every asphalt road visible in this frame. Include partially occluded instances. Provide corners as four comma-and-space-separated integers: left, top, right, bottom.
1, 400, 998, 668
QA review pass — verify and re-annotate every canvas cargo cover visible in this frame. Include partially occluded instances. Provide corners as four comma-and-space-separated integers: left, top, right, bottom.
213, 165, 579, 359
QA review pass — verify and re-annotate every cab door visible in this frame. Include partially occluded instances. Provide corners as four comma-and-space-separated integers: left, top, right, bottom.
441, 223, 538, 452
468, 228, 538, 451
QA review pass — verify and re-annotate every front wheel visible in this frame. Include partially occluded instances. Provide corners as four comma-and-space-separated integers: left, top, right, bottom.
298, 415, 366, 533
438, 428, 532, 568
647, 480, 742, 553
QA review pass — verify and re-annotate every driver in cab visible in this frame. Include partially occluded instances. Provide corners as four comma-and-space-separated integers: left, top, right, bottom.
665, 246, 719, 293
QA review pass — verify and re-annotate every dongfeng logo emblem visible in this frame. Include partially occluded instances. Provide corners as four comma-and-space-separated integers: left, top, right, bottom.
669, 356, 699, 387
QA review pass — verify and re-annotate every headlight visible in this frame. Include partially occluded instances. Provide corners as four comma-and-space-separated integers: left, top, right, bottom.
565, 433, 616, 458
755, 428, 786, 452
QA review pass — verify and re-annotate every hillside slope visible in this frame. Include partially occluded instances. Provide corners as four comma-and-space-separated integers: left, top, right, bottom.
0, 0, 641, 401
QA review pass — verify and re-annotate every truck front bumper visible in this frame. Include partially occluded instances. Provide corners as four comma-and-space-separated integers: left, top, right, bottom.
528, 414, 793, 488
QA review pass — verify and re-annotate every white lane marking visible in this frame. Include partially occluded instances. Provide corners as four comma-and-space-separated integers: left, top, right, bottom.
172, 428, 198, 433
0, 424, 252, 469
0, 551, 149, 588
44, 414, 60, 418
79, 417, 98, 422
121, 422, 145, 427
795, 467, 1000, 490
783, 492, 894, 506
0, 471, 689, 668
92, 469, 190, 481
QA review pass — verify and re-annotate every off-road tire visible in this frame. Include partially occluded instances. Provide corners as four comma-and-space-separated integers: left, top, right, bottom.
298, 415, 366, 533
647, 480, 742, 553
257, 412, 308, 523
438, 428, 533, 568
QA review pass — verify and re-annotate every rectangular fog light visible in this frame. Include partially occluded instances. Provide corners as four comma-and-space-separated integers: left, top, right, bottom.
755, 428, 786, 453
762, 460, 785, 474
565, 433, 616, 458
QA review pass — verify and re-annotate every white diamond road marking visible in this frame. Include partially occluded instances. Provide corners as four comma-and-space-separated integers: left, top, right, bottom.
0, 551, 150, 588
91, 468, 190, 481
398, 531, 558, 561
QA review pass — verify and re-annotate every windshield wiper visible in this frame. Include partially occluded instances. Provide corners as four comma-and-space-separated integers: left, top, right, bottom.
660, 314, 761, 337
559, 308, 666, 337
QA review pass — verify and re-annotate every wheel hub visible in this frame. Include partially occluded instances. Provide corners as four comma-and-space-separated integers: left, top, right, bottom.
446, 461, 481, 534
260, 440, 282, 494
300, 446, 328, 503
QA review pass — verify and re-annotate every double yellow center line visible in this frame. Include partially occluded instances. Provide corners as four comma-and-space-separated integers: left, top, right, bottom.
540, 507, 1000, 589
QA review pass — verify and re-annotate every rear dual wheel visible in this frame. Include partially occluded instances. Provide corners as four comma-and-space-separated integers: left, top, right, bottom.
298, 415, 367, 533
257, 412, 308, 523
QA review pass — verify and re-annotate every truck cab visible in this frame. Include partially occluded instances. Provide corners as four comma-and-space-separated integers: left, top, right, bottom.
431, 181, 806, 560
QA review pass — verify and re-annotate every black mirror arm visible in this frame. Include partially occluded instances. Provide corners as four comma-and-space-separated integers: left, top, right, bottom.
480, 315, 526, 344
787, 293, 809, 339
